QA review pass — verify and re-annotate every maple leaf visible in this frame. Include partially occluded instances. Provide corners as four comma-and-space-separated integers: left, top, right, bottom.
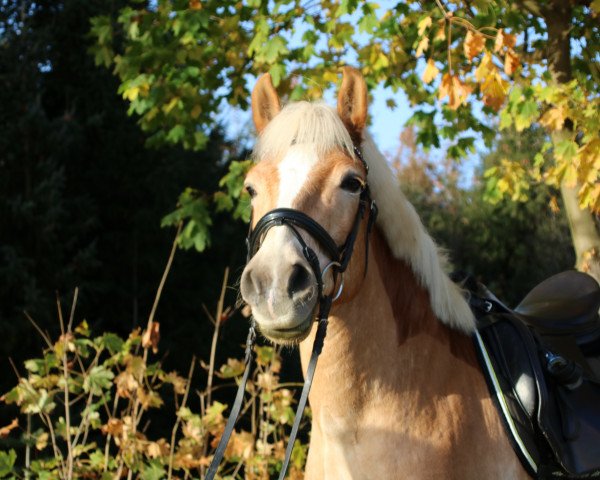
504, 48, 520, 75
475, 52, 494, 82
439, 73, 471, 110
481, 71, 509, 110
464, 30, 485, 62
540, 107, 565, 131
474, 52, 508, 110
422, 58, 440, 84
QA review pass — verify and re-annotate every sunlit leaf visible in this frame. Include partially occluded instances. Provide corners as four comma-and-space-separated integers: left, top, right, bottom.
421, 59, 440, 84
463, 31, 485, 62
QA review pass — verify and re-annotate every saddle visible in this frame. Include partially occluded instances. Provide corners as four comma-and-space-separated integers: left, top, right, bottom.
468, 271, 600, 479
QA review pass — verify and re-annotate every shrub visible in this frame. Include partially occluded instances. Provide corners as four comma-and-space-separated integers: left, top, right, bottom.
1, 246, 307, 479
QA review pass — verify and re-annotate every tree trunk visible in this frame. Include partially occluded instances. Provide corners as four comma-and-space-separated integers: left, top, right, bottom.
545, 1, 600, 282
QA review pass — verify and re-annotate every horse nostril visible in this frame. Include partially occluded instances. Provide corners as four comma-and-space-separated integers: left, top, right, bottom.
241, 267, 263, 299
287, 263, 312, 298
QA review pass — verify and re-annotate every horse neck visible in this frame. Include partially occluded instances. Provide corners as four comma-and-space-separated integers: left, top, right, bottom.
299, 227, 479, 414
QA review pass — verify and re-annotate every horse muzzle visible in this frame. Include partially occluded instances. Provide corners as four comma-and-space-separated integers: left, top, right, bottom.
240, 230, 321, 343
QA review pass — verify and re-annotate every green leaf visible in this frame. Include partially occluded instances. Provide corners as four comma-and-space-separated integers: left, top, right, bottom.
554, 139, 578, 161
83, 366, 114, 395
268, 63, 286, 87
97, 333, 124, 355
358, 12, 378, 33
0, 450, 16, 478
514, 100, 538, 132
141, 460, 166, 480
254, 345, 275, 366
166, 125, 185, 144
261, 35, 289, 64
499, 108, 513, 130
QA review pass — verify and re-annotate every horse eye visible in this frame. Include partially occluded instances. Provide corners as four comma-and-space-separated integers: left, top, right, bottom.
245, 184, 257, 199
340, 175, 364, 193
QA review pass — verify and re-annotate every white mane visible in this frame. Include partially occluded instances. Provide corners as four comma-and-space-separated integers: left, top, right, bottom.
254, 101, 475, 333
254, 101, 356, 161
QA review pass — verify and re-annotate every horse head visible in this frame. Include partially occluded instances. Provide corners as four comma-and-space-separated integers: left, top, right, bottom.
240, 67, 372, 344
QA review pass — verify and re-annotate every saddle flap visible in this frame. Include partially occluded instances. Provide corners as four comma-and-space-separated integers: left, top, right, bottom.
476, 312, 600, 478
514, 271, 600, 341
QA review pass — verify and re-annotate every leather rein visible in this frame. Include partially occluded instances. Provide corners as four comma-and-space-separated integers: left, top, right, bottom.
205, 147, 377, 479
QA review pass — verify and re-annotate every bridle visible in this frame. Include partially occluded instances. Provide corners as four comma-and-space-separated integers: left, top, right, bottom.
205, 146, 377, 479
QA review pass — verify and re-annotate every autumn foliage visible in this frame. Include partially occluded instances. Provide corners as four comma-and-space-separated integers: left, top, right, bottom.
0, 269, 308, 479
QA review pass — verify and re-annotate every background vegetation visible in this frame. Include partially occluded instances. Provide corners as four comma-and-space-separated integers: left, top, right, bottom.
0, 0, 592, 478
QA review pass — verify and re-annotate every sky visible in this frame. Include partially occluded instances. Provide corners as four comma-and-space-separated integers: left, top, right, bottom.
221, 78, 415, 157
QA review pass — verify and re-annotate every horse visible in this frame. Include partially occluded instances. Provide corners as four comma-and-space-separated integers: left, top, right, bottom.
239, 67, 530, 479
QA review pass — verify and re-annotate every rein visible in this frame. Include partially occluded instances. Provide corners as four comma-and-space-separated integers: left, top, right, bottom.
205, 147, 376, 479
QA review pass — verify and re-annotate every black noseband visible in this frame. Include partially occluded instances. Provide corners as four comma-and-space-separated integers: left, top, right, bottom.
246, 188, 374, 300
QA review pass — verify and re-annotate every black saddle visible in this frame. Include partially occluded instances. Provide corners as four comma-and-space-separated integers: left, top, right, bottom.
469, 271, 600, 479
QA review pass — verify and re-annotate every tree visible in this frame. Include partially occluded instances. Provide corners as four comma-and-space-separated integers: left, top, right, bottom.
90, 0, 600, 279
393, 126, 574, 305
0, 0, 250, 398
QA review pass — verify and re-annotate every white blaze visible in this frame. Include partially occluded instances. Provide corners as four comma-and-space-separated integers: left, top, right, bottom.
277, 144, 319, 207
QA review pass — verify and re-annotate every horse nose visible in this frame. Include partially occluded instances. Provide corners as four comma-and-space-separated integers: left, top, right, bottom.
241, 259, 314, 305
287, 263, 312, 298
241, 264, 267, 301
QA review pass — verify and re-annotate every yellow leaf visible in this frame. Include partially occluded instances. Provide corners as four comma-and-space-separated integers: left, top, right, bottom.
421, 58, 440, 84
147, 439, 170, 458
464, 30, 485, 62
123, 86, 140, 101
475, 52, 494, 82
579, 183, 600, 213
476, 54, 508, 111
418, 16, 432, 36
323, 70, 339, 84
35, 432, 49, 451
162, 97, 180, 115
497, 177, 509, 194
481, 73, 509, 110
549, 196, 560, 213
563, 164, 578, 187
416, 37, 429, 58
504, 48, 520, 75
439, 73, 471, 110
539, 107, 565, 131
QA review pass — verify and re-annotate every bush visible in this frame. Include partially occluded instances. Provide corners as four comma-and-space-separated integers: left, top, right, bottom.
0, 242, 307, 479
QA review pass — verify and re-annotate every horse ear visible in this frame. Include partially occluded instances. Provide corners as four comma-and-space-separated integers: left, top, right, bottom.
337, 66, 368, 139
252, 73, 281, 134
